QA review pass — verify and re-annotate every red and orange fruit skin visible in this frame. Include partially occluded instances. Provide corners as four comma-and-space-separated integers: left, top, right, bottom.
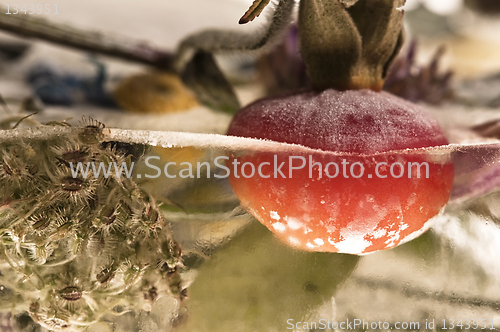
227, 89, 454, 254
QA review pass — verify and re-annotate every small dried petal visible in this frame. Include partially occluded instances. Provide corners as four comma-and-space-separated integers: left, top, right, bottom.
239, 0, 271, 24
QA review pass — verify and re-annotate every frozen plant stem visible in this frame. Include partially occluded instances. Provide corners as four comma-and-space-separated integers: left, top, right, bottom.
0, 6, 174, 70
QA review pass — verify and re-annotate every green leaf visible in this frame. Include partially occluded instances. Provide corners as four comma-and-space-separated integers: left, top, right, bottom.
181, 51, 240, 114
183, 221, 360, 331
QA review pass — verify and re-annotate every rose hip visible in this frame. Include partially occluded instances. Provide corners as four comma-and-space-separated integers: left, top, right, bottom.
227, 89, 454, 254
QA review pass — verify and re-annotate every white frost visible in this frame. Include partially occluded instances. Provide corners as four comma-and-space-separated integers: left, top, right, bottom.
286, 217, 304, 230
371, 228, 387, 239
270, 211, 280, 220
335, 236, 372, 254
272, 222, 286, 232
314, 238, 324, 246
288, 237, 301, 246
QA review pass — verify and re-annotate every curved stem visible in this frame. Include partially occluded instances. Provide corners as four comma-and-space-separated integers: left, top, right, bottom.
175, 0, 296, 70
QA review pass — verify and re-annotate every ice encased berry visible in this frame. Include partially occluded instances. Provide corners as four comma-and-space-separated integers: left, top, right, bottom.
227, 89, 454, 254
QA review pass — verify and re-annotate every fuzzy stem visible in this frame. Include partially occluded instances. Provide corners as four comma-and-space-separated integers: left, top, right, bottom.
175, 0, 296, 70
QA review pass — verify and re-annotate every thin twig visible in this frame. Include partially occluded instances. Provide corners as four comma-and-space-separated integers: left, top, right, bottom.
11, 112, 38, 129
0, 6, 174, 70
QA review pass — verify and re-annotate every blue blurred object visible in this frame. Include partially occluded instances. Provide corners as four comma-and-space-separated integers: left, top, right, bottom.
26, 58, 118, 108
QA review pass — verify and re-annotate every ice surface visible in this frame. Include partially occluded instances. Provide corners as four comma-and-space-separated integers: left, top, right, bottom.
2, 123, 500, 205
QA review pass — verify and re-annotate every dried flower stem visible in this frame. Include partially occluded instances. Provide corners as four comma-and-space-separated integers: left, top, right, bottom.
0, 7, 174, 70
175, 0, 296, 69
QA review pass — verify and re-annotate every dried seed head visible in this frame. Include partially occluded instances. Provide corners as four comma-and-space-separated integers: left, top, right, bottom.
102, 206, 116, 225
31, 305, 71, 331
61, 176, 84, 192
0, 144, 40, 188
78, 116, 105, 145
48, 208, 80, 241
0, 129, 184, 330
144, 286, 158, 302
53, 142, 91, 167
31, 215, 51, 232
131, 202, 165, 237
27, 243, 54, 264
101, 141, 148, 164
94, 205, 125, 236
59, 286, 82, 301
86, 233, 117, 257
160, 240, 182, 261
96, 266, 116, 284
1, 155, 25, 185
118, 259, 144, 284
158, 240, 182, 274
54, 172, 95, 205
143, 205, 160, 224
61, 149, 89, 164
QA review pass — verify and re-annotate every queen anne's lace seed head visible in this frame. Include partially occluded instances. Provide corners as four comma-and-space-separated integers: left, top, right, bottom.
0, 119, 183, 331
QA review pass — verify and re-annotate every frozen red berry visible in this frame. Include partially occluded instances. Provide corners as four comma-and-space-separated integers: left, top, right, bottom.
227, 89, 454, 254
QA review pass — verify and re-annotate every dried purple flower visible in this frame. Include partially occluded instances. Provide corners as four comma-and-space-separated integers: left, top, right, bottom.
257, 24, 310, 95
383, 40, 454, 104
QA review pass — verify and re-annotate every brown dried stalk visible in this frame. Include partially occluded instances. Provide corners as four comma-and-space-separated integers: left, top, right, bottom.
0, 7, 174, 70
